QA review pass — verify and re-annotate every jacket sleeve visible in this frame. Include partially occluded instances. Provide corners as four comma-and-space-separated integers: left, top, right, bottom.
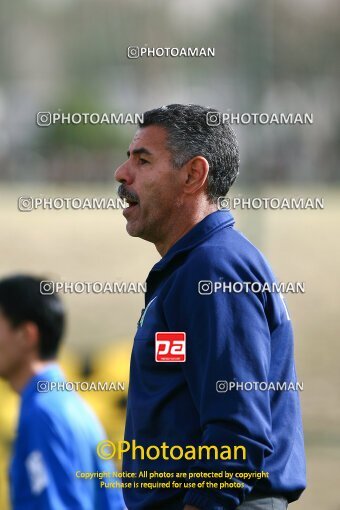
163, 249, 274, 510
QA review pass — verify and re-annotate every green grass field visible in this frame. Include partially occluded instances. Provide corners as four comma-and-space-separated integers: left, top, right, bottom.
0, 184, 339, 509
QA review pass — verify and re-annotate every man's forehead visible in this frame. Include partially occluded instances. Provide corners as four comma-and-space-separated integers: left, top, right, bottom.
128, 125, 168, 154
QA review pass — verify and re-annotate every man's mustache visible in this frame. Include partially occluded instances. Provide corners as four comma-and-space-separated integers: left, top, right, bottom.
117, 184, 139, 203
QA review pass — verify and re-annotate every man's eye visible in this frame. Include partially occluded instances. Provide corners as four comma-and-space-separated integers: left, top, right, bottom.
139, 158, 149, 165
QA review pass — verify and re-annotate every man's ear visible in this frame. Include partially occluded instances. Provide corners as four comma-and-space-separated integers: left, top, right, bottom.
183, 156, 210, 196
20, 322, 40, 353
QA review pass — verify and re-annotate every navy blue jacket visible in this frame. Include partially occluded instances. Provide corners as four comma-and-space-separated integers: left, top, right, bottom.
123, 210, 306, 510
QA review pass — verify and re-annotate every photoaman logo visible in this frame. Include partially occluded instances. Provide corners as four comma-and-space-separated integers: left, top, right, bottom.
155, 332, 186, 362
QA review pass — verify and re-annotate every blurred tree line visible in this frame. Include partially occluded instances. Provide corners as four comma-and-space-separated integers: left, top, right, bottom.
0, 0, 338, 183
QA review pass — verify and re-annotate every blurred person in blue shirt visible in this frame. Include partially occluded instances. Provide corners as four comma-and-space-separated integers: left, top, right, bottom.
0, 274, 125, 510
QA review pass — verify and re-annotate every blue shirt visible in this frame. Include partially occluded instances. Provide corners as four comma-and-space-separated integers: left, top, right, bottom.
123, 210, 306, 510
10, 365, 125, 510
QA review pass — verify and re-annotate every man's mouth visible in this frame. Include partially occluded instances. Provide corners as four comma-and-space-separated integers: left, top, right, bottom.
118, 185, 140, 212
125, 197, 139, 209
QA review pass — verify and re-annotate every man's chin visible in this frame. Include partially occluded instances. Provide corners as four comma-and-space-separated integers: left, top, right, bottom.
126, 220, 143, 238
126, 221, 154, 242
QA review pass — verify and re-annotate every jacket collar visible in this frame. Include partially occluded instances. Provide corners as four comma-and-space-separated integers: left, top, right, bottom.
150, 210, 235, 273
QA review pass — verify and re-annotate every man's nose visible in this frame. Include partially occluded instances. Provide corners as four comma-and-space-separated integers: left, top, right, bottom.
114, 161, 133, 184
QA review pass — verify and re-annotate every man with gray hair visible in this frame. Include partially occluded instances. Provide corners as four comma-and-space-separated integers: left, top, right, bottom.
116, 104, 306, 510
